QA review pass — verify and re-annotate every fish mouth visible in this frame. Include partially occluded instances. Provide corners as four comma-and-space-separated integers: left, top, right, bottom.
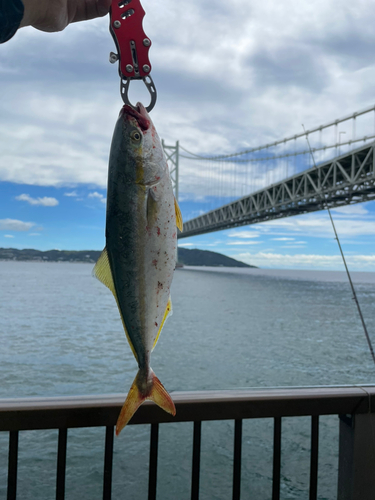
121, 102, 150, 131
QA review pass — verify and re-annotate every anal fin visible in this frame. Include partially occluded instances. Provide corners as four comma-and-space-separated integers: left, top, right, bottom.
152, 296, 173, 351
92, 247, 115, 295
93, 248, 138, 363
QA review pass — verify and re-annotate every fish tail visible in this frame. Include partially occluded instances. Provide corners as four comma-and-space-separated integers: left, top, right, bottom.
148, 371, 176, 418
116, 369, 176, 436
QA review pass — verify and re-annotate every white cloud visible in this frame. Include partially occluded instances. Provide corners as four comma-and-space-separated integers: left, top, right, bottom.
0, 219, 35, 231
258, 212, 375, 238
4, 235, 14, 238
228, 230, 260, 239
332, 205, 369, 216
64, 191, 78, 197
272, 237, 295, 241
29, 233, 41, 236
88, 192, 106, 204
16, 194, 59, 206
232, 251, 375, 271
178, 243, 195, 247
226, 241, 261, 245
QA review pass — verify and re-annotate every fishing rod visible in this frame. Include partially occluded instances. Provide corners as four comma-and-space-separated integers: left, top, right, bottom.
302, 125, 375, 367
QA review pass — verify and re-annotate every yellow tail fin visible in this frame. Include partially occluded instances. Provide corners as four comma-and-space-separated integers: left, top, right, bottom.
116, 370, 176, 436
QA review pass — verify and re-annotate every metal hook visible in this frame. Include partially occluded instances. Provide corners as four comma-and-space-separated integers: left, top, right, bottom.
120, 75, 157, 113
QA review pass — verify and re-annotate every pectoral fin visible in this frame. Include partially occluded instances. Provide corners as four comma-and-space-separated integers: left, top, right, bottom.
152, 296, 173, 351
93, 248, 138, 362
174, 197, 183, 232
147, 188, 159, 227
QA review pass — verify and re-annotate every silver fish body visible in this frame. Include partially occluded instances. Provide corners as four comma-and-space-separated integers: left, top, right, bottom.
94, 103, 182, 434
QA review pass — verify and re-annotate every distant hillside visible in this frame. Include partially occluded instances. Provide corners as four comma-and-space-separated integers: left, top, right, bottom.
0, 248, 100, 263
0, 247, 256, 268
177, 248, 256, 268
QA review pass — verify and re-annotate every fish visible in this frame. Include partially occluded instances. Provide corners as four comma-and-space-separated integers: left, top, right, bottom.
93, 102, 183, 435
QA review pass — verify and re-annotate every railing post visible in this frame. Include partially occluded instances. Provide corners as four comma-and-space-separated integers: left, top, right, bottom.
337, 413, 375, 500
191, 421, 202, 500
103, 426, 114, 500
7, 431, 19, 500
232, 419, 242, 500
148, 423, 159, 500
309, 416, 319, 500
272, 417, 281, 500
56, 428, 68, 500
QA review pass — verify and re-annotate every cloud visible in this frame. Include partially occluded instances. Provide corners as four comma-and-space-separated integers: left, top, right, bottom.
15, 194, 59, 206
88, 192, 106, 204
0, 219, 35, 231
228, 230, 260, 239
4, 235, 14, 238
29, 233, 41, 236
178, 243, 195, 247
233, 251, 375, 270
64, 191, 78, 197
332, 205, 369, 216
258, 212, 375, 238
226, 241, 261, 245
272, 237, 295, 241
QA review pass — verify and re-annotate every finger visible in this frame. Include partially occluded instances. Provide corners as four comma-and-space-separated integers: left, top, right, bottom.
71, 0, 112, 23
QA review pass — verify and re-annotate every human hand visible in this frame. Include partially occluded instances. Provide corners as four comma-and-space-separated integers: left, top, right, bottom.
20, 0, 112, 32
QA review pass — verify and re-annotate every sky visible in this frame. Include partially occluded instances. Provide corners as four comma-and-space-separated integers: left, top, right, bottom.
1, 0, 375, 270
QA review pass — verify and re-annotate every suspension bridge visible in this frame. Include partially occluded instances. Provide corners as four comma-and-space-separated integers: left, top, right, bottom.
163, 105, 375, 238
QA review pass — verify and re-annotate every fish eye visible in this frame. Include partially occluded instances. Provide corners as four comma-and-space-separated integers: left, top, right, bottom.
130, 130, 142, 142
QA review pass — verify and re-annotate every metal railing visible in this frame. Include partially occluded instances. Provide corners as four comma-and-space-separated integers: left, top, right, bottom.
1, 386, 375, 500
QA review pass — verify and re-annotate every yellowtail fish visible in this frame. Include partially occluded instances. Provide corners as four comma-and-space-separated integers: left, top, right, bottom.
93, 103, 183, 435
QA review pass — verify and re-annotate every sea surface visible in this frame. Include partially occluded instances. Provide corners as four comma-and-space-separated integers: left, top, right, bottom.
0, 261, 375, 499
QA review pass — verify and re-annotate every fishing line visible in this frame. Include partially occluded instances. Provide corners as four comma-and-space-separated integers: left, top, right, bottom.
302, 124, 375, 367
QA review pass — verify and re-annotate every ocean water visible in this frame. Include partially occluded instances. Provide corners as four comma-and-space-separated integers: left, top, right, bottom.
0, 261, 374, 499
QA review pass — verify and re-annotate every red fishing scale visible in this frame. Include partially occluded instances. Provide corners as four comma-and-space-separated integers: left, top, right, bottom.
109, 0, 156, 112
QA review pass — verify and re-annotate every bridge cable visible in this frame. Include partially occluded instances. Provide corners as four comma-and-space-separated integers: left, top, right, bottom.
180, 104, 375, 161
180, 134, 375, 163
303, 125, 375, 367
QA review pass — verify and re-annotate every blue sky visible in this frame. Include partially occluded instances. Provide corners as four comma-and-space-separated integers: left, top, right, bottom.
1, 0, 375, 270
0, 182, 107, 251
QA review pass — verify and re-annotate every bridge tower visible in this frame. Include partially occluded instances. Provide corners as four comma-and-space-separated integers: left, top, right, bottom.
162, 140, 180, 201
162, 140, 180, 263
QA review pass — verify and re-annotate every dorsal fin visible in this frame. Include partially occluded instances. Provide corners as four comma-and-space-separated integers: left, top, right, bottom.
174, 197, 183, 232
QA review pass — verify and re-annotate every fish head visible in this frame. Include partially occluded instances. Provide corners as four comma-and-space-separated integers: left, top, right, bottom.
119, 103, 167, 186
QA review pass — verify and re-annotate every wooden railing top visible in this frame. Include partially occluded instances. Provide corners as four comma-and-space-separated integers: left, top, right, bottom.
0, 386, 374, 431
